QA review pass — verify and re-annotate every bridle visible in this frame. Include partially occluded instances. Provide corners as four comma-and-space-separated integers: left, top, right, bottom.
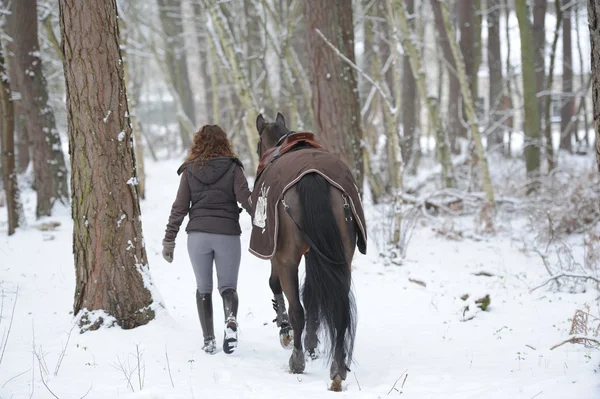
257, 127, 292, 160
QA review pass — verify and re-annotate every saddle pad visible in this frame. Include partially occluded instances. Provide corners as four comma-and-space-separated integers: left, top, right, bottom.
249, 147, 367, 260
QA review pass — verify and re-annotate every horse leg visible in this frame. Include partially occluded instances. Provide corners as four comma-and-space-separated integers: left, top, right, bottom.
304, 278, 320, 360
278, 261, 305, 374
269, 262, 292, 349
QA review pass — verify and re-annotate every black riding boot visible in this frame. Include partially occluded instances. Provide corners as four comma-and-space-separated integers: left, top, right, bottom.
221, 288, 239, 354
196, 291, 216, 354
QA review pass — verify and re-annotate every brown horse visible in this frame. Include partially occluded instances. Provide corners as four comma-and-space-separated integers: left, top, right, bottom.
253, 112, 364, 391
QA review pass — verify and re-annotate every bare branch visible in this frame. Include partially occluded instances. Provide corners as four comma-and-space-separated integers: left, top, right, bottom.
531, 274, 600, 292
550, 335, 600, 350
314, 28, 396, 114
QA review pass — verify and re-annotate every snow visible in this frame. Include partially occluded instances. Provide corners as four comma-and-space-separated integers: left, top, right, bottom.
0, 159, 599, 398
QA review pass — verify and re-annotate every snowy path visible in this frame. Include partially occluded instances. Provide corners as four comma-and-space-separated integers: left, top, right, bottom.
0, 159, 598, 398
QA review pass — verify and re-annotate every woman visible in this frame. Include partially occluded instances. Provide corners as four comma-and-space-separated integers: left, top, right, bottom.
162, 125, 252, 355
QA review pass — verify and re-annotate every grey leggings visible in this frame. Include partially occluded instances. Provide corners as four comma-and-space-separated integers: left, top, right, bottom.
187, 232, 241, 295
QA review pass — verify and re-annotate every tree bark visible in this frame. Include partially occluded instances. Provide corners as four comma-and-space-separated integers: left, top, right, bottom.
431, 0, 461, 154
515, 0, 542, 179
588, 0, 600, 173
487, 0, 504, 153
533, 0, 547, 123
560, 0, 574, 152
8, 0, 70, 217
157, 0, 195, 148
304, 0, 364, 188
58, 0, 155, 329
0, 39, 22, 236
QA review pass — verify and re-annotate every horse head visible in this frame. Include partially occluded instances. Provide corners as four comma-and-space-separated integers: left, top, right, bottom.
255, 112, 290, 160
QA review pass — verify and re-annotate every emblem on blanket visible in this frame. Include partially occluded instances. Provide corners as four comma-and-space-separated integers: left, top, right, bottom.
253, 182, 270, 232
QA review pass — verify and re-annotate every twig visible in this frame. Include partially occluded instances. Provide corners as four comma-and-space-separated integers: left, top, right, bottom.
531, 391, 543, 399
314, 28, 396, 114
80, 384, 92, 399
387, 369, 407, 395
530, 274, 600, 292
135, 344, 144, 391
37, 356, 60, 399
54, 318, 77, 376
2, 368, 31, 388
0, 285, 18, 367
525, 345, 537, 351
550, 335, 600, 350
353, 372, 361, 391
165, 346, 174, 388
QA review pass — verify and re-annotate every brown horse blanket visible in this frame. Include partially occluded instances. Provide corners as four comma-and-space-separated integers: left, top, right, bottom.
249, 146, 367, 260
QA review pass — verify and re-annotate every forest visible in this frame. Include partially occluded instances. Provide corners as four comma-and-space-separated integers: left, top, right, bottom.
0, 0, 599, 397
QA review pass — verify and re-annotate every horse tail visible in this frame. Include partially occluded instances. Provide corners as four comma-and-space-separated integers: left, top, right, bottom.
296, 173, 356, 372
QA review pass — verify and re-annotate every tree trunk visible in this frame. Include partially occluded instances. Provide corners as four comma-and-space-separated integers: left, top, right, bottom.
588, 0, 600, 173
459, 0, 480, 131
304, 0, 364, 189
8, 0, 70, 216
544, 0, 562, 171
515, 0, 542, 179
487, 0, 504, 153
393, 0, 455, 188
560, 0, 574, 152
431, 0, 461, 154
0, 40, 22, 236
157, 0, 195, 148
58, 0, 155, 329
533, 0, 547, 123
575, 1, 590, 147
440, 0, 495, 208
192, 3, 214, 122
401, 0, 416, 164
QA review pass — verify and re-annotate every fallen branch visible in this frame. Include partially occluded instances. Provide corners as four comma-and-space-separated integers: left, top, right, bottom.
530, 274, 600, 292
387, 369, 408, 395
550, 334, 600, 350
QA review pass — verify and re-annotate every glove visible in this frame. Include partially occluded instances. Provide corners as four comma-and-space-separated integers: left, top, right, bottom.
162, 239, 175, 263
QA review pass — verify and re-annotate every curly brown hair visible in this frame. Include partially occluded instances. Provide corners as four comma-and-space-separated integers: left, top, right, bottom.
185, 124, 236, 164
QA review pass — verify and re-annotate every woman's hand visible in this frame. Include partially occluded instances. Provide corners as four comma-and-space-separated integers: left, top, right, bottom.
162, 239, 176, 263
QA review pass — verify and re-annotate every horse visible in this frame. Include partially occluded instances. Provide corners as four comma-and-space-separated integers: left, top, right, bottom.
251, 112, 366, 391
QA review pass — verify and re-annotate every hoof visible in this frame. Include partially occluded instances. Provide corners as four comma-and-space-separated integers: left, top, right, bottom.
306, 348, 320, 360
279, 323, 293, 350
289, 348, 305, 374
330, 375, 343, 392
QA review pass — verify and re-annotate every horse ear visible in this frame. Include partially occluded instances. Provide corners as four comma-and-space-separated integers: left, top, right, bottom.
256, 114, 265, 134
276, 112, 286, 127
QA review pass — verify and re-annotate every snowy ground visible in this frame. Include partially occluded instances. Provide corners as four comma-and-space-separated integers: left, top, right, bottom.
0, 158, 599, 399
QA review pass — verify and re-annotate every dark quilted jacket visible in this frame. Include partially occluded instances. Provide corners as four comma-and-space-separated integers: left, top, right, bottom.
164, 157, 252, 241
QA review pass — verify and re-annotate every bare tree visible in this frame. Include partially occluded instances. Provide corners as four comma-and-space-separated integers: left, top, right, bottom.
487, 0, 504, 153
7, 0, 69, 217
533, 0, 547, 121
59, 0, 155, 329
588, 0, 600, 172
157, 0, 196, 148
431, 0, 460, 153
515, 0, 541, 180
560, 0, 574, 152
439, 0, 495, 207
544, 0, 563, 170
304, 0, 364, 188
0, 35, 23, 235
392, 0, 455, 188
401, 0, 417, 163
